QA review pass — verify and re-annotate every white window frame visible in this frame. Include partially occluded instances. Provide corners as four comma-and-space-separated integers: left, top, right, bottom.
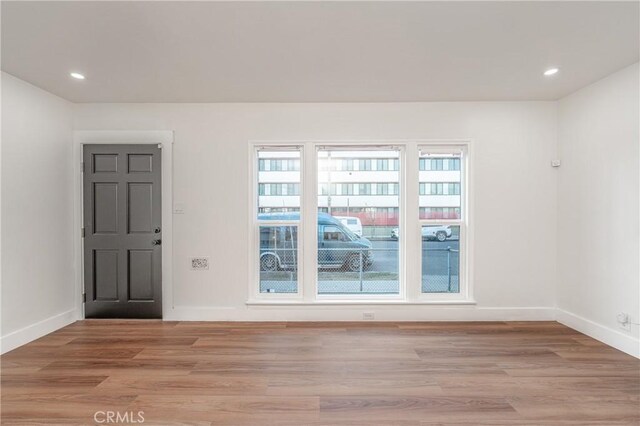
314, 144, 405, 301
248, 140, 473, 305
417, 142, 472, 302
249, 144, 305, 301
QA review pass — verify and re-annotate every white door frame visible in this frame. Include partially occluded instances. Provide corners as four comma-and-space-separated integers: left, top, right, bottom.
73, 131, 174, 319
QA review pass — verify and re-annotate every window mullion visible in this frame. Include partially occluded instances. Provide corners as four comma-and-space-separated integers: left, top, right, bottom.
302, 145, 317, 301
405, 143, 421, 301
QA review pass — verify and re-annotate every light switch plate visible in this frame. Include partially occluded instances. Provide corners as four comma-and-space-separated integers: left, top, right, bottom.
173, 203, 185, 214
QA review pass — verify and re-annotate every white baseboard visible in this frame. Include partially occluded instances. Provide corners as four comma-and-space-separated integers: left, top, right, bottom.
557, 309, 640, 358
3, 307, 637, 359
0, 309, 77, 354
166, 305, 556, 322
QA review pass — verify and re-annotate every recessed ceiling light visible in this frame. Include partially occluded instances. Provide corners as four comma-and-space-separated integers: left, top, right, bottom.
543, 68, 559, 76
70, 72, 85, 80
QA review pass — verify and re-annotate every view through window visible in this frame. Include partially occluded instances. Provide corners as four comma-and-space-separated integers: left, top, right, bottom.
253, 143, 468, 301
317, 149, 400, 295
257, 149, 301, 294
419, 149, 464, 293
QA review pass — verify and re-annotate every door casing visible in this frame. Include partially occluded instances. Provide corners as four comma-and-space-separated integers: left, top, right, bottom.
73, 131, 174, 320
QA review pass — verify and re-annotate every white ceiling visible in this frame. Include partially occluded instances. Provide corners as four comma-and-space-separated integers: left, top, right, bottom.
2, 1, 638, 103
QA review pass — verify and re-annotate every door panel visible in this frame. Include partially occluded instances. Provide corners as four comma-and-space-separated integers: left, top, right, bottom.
93, 183, 119, 233
128, 250, 154, 301
83, 144, 162, 318
93, 250, 119, 301
128, 154, 153, 173
92, 154, 118, 173
128, 183, 153, 233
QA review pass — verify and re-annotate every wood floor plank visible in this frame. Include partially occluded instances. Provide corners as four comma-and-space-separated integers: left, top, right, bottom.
92, 374, 268, 396
318, 396, 519, 422
1, 394, 137, 423
1, 320, 638, 425
508, 394, 640, 421
127, 395, 320, 423
436, 375, 640, 397
266, 375, 443, 397
1, 374, 109, 395
66, 337, 198, 347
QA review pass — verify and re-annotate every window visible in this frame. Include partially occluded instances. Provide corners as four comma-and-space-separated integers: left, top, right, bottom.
252, 142, 470, 302
286, 183, 300, 196
419, 182, 460, 195
317, 149, 400, 295
419, 157, 461, 172
358, 159, 372, 171
259, 158, 301, 172
419, 147, 466, 296
323, 225, 346, 241
341, 183, 354, 195
358, 183, 371, 195
256, 149, 301, 295
422, 225, 460, 293
259, 225, 299, 293
341, 159, 355, 171
420, 207, 460, 220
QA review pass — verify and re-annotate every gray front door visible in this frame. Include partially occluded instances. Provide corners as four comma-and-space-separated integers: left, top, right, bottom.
83, 144, 162, 318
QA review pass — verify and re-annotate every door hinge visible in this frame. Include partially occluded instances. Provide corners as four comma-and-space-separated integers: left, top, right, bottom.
82, 293, 86, 303
81, 227, 85, 238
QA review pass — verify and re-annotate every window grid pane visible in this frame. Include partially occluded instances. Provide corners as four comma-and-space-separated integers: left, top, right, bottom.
421, 225, 460, 293
317, 149, 400, 295
418, 151, 463, 221
257, 150, 301, 217
259, 225, 298, 293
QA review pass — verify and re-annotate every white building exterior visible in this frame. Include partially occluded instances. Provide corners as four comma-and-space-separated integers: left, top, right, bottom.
257, 150, 461, 223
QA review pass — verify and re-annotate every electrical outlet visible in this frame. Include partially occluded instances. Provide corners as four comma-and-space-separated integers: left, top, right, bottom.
363, 312, 375, 320
190, 257, 210, 270
617, 312, 631, 331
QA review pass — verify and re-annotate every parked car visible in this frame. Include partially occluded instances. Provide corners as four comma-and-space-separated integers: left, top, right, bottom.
258, 212, 373, 272
390, 225, 452, 242
334, 216, 363, 237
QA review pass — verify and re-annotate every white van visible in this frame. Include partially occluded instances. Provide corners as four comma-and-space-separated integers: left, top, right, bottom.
335, 216, 363, 237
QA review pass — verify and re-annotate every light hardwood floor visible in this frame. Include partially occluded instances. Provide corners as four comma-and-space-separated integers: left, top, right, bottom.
1, 321, 638, 425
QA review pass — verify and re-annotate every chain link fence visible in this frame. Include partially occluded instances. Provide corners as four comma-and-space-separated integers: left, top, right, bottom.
317, 247, 398, 294
259, 245, 460, 295
259, 247, 401, 294
260, 248, 298, 293
422, 247, 459, 293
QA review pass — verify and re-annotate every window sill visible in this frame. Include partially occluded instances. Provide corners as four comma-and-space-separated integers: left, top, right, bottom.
246, 299, 477, 306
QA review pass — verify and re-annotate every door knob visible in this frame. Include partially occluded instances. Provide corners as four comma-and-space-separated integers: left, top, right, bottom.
152, 239, 162, 246
154, 227, 161, 233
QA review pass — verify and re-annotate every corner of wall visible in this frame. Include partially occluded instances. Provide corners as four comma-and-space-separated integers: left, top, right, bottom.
557, 309, 640, 358
554, 62, 640, 358
0, 309, 77, 355
1, 73, 77, 353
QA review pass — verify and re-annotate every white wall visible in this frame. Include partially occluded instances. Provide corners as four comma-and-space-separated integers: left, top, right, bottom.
3, 66, 637, 354
74, 101, 558, 320
1, 73, 76, 353
557, 63, 640, 357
